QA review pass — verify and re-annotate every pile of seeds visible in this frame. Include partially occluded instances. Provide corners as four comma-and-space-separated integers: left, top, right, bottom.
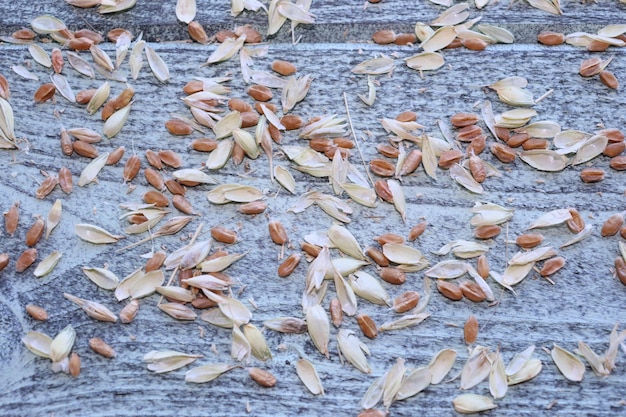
1, 1, 626, 416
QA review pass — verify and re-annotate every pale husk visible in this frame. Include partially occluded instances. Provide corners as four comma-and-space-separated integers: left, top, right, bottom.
428, 348, 457, 384
306, 304, 330, 358
34, 251, 62, 278
337, 329, 371, 373
453, 394, 497, 414
185, 363, 238, 383
82, 266, 119, 290
296, 358, 324, 395
396, 367, 431, 400
75, 222, 121, 244
349, 271, 391, 306
551, 343, 585, 382
145, 46, 170, 82
78, 152, 109, 187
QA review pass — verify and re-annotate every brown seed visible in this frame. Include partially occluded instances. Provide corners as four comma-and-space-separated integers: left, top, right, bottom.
232, 142, 245, 165
476, 255, 489, 279
374, 180, 393, 203
16, 248, 37, 272
69, 352, 81, 377
228, 98, 253, 113
374, 233, 404, 246
587, 39, 610, 52
379, 267, 406, 285
456, 124, 484, 142
281, 114, 304, 130
329, 298, 342, 327
408, 222, 427, 241
462, 38, 488, 51
615, 257, 626, 286
25, 216, 44, 247
468, 154, 486, 183
601, 213, 624, 237
144, 168, 165, 190
445, 38, 463, 49
507, 132, 527, 147
495, 126, 510, 142
143, 190, 169, 207
165, 119, 193, 136
256, 101, 279, 115
372, 29, 396, 45
113, 87, 134, 110
464, 315, 478, 344
239, 201, 267, 214
235, 24, 262, 43
34, 83, 56, 103
271, 60, 297, 76
460, 281, 486, 302
332, 138, 354, 149
241, 111, 260, 128
248, 368, 276, 387
72, 140, 99, 158
438, 149, 463, 169
74, 29, 103, 44
107, 28, 132, 42
89, 337, 116, 358
301, 242, 321, 258
145, 251, 166, 272
211, 226, 237, 244
128, 214, 148, 225
165, 179, 186, 195
215, 29, 236, 43
579, 57, 603, 77
370, 159, 395, 176
365, 247, 389, 267
247, 85, 273, 102
0, 73, 9, 100
392, 291, 420, 313
145, 150, 163, 170
566, 208, 585, 233
515, 233, 544, 249
172, 195, 195, 215
268, 123, 282, 144
468, 135, 487, 156
474, 225, 501, 239
12, 28, 36, 40
26, 304, 48, 321
268, 220, 288, 244
399, 149, 422, 176
603, 142, 625, 159
106, 146, 125, 165
66, 37, 94, 51
123, 155, 141, 182
120, 299, 140, 324
190, 138, 218, 152
182, 80, 203, 95
192, 292, 217, 309
451, 113, 480, 128
610, 155, 626, 170
395, 32, 417, 45
278, 253, 301, 277
540, 256, 566, 277
358, 410, 388, 417
309, 138, 334, 153
188, 21, 209, 44
58, 167, 73, 194
59, 129, 73, 156
35, 175, 58, 200
4, 201, 19, 237
325, 147, 350, 160
0, 253, 9, 272
599, 70, 619, 90
51, 48, 64, 74
599, 128, 625, 143
395, 111, 417, 122
356, 314, 378, 339
522, 138, 549, 150
101, 100, 115, 121
621, 225, 626, 240
537, 31, 565, 46
436, 280, 462, 301
580, 168, 605, 183
76, 88, 97, 104
158, 150, 182, 168
490, 143, 516, 163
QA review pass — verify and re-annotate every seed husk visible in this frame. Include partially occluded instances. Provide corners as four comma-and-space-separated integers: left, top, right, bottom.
464, 315, 478, 344
89, 337, 116, 358
453, 394, 497, 414
551, 343, 585, 382
436, 280, 462, 301
295, 358, 324, 395
26, 304, 48, 321
248, 367, 277, 387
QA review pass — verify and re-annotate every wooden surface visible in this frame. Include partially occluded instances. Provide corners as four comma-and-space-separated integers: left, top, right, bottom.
1, 1, 626, 416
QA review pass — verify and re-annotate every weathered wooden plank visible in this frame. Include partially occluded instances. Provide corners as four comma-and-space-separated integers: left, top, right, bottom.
0, 5, 626, 417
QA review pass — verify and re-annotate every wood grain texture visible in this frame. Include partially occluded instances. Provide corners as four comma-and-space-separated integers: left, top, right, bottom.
1, 1, 626, 416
